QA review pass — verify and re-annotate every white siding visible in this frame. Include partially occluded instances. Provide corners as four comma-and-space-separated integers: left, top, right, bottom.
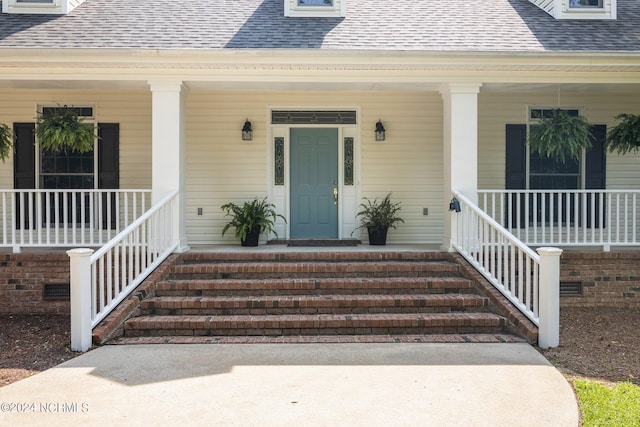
478, 92, 640, 190
0, 88, 152, 191
185, 91, 443, 245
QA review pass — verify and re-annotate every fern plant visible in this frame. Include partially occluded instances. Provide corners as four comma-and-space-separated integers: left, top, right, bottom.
36, 106, 95, 153
0, 123, 14, 163
354, 193, 404, 232
605, 113, 640, 155
529, 109, 593, 163
221, 197, 286, 242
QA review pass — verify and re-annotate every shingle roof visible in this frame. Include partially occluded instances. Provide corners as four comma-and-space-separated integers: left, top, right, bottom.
0, 0, 638, 52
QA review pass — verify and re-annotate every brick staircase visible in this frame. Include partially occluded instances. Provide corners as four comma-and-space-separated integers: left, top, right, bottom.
106, 251, 533, 344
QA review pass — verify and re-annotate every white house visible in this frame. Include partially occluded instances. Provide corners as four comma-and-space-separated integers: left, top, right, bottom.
0, 0, 639, 347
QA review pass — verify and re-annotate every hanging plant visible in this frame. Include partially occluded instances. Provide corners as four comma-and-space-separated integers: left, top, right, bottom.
0, 123, 14, 163
36, 106, 95, 153
605, 113, 640, 155
529, 109, 593, 163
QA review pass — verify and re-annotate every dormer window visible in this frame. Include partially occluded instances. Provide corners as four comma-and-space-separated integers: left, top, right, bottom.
568, 0, 603, 8
284, 0, 345, 17
298, 0, 333, 6
528, 0, 615, 20
3, 0, 86, 14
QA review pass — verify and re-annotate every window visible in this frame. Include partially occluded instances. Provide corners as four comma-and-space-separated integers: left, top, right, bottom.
38, 106, 96, 190
298, 0, 333, 5
568, 0, 603, 8
505, 112, 606, 227
16, 0, 54, 3
285, 0, 345, 17
529, 109, 581, 191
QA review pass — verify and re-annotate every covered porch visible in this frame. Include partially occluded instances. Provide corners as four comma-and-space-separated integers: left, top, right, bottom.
0, 51, 639, 351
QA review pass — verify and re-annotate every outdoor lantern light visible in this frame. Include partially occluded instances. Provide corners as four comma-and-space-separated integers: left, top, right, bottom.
375, 119, 386, 141
242, 119, 253, 141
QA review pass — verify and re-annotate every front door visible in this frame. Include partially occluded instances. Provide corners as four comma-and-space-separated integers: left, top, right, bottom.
290, 128, 339, 238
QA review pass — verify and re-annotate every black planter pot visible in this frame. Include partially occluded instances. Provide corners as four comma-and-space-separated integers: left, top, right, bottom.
241, 227, 261, 247
367, 226, 389, 245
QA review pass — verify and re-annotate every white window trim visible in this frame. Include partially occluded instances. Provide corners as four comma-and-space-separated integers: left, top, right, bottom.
3, 0, 69, 15
284, 0, 346, 18
556, 0, 616, 20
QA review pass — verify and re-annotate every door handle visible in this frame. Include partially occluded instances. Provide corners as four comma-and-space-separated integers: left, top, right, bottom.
333, 187, 338, 205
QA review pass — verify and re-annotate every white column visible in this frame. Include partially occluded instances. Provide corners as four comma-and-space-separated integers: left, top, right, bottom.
440, 83, 482, 251
537, 247, 563, 349
68, 248, 94, 352
149, 80, 189, 252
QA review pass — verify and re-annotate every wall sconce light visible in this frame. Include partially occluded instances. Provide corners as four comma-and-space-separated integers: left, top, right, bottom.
375, 119, 386, 141
242, 119, 253, 141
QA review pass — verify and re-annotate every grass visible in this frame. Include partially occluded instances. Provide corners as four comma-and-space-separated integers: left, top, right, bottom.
573, 380, 640, 427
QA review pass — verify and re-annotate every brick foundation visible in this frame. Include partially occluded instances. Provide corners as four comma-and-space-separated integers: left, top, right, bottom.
0, 253, 70, 315
561, 251, 640, 308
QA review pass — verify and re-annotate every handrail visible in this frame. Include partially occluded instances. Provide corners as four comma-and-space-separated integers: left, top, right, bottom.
88, 190, 179, 328
452, 191, 541, 325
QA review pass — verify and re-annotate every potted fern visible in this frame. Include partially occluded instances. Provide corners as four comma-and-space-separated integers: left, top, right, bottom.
605, 113, 640, 155
221, 197, 286, 246
354, 193, 404, 245
529, 109, 593, 163
0, 123, 13, 163
36, 106, 95, 153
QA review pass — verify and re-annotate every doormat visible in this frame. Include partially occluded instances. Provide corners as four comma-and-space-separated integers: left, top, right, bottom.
287, 239, 360, 247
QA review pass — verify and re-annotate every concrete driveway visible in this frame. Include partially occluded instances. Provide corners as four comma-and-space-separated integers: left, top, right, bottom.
0, 343, 578, 427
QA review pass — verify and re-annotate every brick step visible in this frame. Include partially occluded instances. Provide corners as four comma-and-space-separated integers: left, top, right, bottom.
155, 276, 475, 297
168, 261, 461, 280
140, 294, 489, 316
110, 334, 527, 345
124, 312, 506, 337
179, 251, 451, 264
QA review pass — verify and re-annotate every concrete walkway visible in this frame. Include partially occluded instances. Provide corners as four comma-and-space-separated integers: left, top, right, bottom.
0, 343, 578, 427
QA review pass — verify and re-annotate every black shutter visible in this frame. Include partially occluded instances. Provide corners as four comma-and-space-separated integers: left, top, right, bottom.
13, 123, 35, 190
505, 124, 527, 228
98, 123, 119, 229
585, 125, 606, 228
13, 123, 36, 229
585, 125, 606, 190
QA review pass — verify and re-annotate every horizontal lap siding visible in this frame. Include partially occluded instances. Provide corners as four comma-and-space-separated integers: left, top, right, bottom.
186, 91, 443, 245
478, 92, 640, 191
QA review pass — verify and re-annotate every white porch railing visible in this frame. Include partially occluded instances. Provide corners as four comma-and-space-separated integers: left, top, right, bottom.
479, 190, 640, 250
68, 190, 179, 352
0, 190, 151, 252
452, 192, 561, 348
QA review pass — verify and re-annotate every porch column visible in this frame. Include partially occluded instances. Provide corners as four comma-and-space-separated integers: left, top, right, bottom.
149, 80, 189, 252
439, 83, 482, 251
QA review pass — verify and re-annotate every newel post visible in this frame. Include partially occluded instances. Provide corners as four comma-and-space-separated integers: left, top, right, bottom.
67, 248, 94, 352
537, 247, 563, 349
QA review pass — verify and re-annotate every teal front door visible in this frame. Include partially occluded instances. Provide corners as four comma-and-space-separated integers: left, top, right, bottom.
290, 128, 339, 238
